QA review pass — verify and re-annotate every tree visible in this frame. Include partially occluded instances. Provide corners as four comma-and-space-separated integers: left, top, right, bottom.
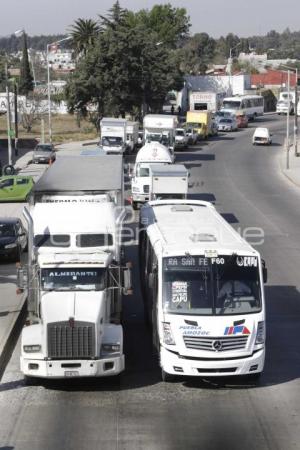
19, 33, 33, 95
134, 3, 190, 49
180, 33, 216, 74
69, 18, 100, 56
66, 3, 185, 124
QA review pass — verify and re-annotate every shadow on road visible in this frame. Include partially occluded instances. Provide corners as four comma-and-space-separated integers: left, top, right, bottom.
188, 193, 216, 203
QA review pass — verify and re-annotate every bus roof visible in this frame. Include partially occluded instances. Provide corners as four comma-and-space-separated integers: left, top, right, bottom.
140, 200, 258, 257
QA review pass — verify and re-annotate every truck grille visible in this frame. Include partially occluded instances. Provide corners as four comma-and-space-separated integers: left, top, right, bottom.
183, 335, 248, 352
143, 185, 150, 193
47, 321, 95, 359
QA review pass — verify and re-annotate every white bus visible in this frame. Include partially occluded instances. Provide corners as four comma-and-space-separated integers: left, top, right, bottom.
221, 95, 264, 120
139, 200, 267, 382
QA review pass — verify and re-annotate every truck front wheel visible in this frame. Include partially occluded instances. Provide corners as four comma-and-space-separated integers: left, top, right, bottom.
132, 201, 138, 211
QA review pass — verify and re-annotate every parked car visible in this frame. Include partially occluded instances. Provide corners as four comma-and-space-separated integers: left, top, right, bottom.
175, 128, 188, 149
252, 127, 272, 145
32, 143, 56, 164
0, 176, 34, 202
185, 127, 198, 145
0, 217, 27, 261
237, 114, 248, 128
217, 117, 238, 132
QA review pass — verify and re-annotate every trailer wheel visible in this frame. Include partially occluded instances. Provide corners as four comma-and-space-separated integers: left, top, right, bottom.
132, 201, 138, 211
161, 368, 175, 383
3, 164, 15, 175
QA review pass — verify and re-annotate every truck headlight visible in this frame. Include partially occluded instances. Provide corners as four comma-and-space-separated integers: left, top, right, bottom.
255, 321, 265, 344
5, 243, 17, 249
23, 344, 41, 353
101, 343, 121, 355
162, 323, 175, 345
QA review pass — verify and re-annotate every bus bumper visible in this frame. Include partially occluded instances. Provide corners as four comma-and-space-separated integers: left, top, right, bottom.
160, 347, 265, 377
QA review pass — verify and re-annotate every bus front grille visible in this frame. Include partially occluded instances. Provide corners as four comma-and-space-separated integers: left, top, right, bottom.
183, 335, 248, 352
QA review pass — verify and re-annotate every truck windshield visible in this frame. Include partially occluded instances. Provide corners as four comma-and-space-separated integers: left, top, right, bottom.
102, 137, 123, 147
136, 164, 150, 177
222, 100, 241, 110
162, 255, 261, 316
41, 267, 106, 291
146, 133, 161, 143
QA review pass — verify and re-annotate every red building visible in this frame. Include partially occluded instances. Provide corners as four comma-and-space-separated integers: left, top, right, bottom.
251, 70, 297, 89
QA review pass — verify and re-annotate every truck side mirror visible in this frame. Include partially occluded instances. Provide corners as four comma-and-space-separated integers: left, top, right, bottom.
262, 259, 268, 284
17, 266, 28, 293
123, 262, 133, 295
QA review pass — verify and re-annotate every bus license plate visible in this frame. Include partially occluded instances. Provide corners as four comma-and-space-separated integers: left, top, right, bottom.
64, 371, 79, 377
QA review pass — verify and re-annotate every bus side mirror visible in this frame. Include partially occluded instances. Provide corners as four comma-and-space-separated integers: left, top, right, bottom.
262, 260, 268, 284
123, 262, 133, 295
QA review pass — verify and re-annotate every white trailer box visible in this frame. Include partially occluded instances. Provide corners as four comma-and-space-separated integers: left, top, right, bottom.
100, 118, 127, 154
143, 114, 178, 160
149, 164, 189, 200
126, 121, 139, 153
131, 142, 173, 209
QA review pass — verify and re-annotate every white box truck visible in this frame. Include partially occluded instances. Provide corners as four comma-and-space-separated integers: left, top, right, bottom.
139, 200, 267, 382
143, 114, 178, 160
149, 164, 189, 200
18, 155, 132, 381
100, 118, 127, 154
130, 142, 173, 210
126, 121, 139, 153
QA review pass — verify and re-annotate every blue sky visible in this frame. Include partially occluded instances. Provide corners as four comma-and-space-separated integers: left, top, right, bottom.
1, 0, 300, 37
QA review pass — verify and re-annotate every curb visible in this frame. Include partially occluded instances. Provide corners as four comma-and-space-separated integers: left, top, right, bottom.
0, 295, 27, 381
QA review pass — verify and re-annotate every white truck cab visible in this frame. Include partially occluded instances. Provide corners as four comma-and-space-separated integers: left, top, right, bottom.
139, 200, 267, 382
143, 114, 178, 160
130, 142, 173, 210
100, 118, 127, 154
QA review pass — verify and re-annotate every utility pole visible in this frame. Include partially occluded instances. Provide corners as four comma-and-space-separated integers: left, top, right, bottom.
294, 68, 298, 156
14, 82, 19, 156
286, 70, 290, 170
5, 63, 13, 166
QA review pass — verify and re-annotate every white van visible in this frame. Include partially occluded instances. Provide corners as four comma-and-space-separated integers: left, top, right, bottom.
252, 127, 272, 145
130, 142, 173, 210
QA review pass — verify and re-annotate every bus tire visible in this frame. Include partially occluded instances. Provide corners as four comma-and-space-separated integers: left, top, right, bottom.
161, 368, 175, 383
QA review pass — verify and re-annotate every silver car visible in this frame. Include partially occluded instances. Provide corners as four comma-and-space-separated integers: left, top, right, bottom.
217, 117, 238, 132
32, 143, 56, 164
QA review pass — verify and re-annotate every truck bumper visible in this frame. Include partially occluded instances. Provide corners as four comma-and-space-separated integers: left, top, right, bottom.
160, 347, 265, 377
20, 355, 125, 379
131, 194, 149, 203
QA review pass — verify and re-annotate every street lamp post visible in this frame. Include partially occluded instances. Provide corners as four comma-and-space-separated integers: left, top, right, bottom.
286, 70, 290, 170
281, 65, 299, 164
5, 63, 13, 166
47, 36, 71, 143
228, 42, 241, 95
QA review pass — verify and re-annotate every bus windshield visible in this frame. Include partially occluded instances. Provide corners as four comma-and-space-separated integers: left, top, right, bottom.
41, 267, 106, 291
162, 255, 261, 316
222, 100, 241, 110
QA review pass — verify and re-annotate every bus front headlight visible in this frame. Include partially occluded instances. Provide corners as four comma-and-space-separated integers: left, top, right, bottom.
255, 321, 265, 344
162, 323, 175, 345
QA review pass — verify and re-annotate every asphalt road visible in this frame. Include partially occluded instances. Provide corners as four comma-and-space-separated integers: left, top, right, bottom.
1, 116, 300, 450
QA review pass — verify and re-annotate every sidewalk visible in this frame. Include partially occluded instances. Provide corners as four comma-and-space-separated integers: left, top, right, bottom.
0, 150, 34, 379
280, 145, 300, 188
